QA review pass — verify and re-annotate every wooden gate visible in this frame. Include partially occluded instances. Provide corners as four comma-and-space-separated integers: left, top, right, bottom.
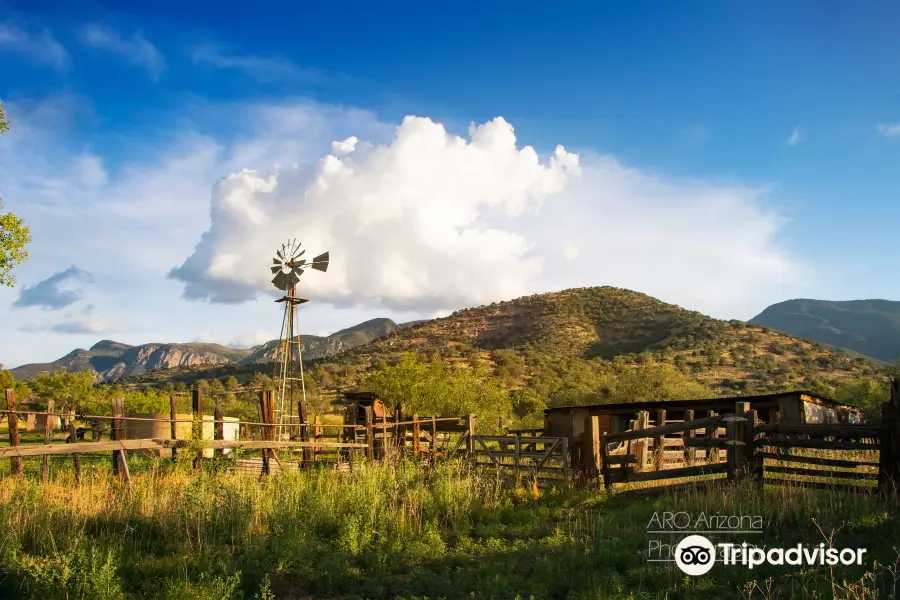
598, 412, 734, 491
471, 434, 569, 487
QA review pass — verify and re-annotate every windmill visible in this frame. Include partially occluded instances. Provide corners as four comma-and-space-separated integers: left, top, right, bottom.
269, 239, 329, 440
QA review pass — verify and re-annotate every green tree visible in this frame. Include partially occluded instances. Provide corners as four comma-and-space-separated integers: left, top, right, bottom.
0, 368, 13, 390
0, 104, 30, 287
835, 378, 889, 422
31, 370, 97, 414
250, 372, 274, 391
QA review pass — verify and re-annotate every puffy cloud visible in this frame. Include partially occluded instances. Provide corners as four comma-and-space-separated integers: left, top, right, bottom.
228, 330, 274, 348
20, 314, 116, 335
169, 116, 581, 310
80, 24, 165, 79
877, 122, 900, 138
169, 114, 798, 318
13, 266, 94, 310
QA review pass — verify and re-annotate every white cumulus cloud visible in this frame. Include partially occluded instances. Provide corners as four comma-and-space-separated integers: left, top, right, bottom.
169, 116, 581, 311
168, 114, 798, 318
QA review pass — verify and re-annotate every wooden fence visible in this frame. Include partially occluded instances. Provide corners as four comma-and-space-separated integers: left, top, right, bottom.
593, 378, 900, 495
0, 388, 476, 484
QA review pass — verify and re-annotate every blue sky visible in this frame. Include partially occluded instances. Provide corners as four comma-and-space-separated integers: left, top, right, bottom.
2, 0, 899, 368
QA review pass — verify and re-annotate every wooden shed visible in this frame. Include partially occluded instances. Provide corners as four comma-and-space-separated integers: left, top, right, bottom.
543, 390, 863, 442
341, 391, 391, 426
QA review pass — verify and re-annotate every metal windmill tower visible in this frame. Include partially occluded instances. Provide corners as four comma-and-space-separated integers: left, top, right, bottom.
269, 239, 329, 439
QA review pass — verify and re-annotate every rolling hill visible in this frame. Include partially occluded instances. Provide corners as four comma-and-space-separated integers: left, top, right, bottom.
304, 287, 878, 399
750, 299, 900, 362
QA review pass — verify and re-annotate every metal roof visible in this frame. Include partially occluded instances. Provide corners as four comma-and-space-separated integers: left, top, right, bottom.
543, 390, 862, 414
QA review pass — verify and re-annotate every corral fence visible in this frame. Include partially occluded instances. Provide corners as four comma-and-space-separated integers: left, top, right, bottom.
589, 378, 900, 495
0, 388, 485, 484
1, 387, 570, 486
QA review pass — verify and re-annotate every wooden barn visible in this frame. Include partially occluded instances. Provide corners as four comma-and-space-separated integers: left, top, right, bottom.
543, 390, 863, 443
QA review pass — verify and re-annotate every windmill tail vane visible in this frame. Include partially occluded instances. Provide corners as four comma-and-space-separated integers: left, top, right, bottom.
268, 239, 329, 440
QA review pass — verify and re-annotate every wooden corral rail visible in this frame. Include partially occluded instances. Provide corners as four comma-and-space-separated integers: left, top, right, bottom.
0, 387, 473, 485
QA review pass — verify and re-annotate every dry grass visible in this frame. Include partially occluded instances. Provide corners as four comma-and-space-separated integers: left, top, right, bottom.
0, 454, 898, 599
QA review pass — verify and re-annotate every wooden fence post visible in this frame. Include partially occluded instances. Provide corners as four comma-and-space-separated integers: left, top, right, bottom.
705, 410, 719, 463
632, 411, 649, 472
582, 415, 599, 484
466, 413, 476, 454
880, 378, 900, 495
258, 391, 270, 476
67, 412, 81, 485
41, 399, 54, 483
170, 395, 178, 462
745, 409, 762, 488
653, 409, 666, 471
412, 414, 420, 457
431, 416, 438, 455
726, 402, 749, 482
365, 406, 375, 462
214, 401, 224, 462
111, 397, 130, 483
682, 409, 695, 466
6, 389, 21, 476
379, 413, 388, 460
191, 388, 203, 473
313, 415, 322, 461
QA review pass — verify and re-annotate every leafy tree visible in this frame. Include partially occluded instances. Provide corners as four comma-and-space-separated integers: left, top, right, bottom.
361, 351, 511, 431
0, 368, 13, 390
31, 370, 97, 414
510, 387, 545, 418
0, 104, 30, 287
223, 376, 239, 392
835, 378, 889, 422
250, 372, 274, 391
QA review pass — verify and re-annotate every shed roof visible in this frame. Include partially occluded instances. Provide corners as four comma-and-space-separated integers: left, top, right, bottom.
543, 390, 861, 415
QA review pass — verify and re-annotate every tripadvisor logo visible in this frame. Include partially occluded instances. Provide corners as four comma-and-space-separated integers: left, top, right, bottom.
672, 535, 869, 576
674, 535, 716, 576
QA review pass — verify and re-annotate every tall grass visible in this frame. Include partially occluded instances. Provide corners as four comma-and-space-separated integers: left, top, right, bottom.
0, 457, 898, 599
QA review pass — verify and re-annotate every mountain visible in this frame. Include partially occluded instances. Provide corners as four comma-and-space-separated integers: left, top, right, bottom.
306, 287, 879, 397
750, 299, 900, 362
9, 319, 402, 382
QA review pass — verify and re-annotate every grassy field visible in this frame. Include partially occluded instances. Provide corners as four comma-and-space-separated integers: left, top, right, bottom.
0, 455, 898, 600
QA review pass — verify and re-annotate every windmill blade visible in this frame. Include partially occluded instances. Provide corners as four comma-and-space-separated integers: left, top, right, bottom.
270, 265, 282, 274
272, 271, 291, 290
276, 248, 285, 260
291, 248, 306, 260
289, 270, 302, 285
272, 258, 281, 265
310, 251, 329, 272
